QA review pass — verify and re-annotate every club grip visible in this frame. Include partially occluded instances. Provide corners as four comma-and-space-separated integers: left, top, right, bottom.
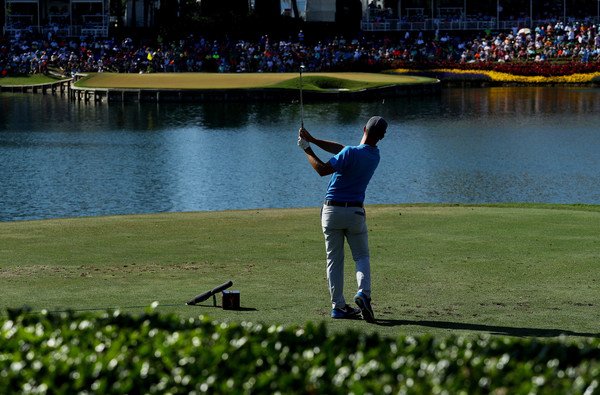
186, 281, 233, 305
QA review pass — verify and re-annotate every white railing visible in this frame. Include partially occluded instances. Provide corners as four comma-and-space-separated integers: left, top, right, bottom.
4, 22, 109, 38
362, 16, 600, 32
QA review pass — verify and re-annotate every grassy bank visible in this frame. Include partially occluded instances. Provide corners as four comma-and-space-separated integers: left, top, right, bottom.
2, 204, 599, 339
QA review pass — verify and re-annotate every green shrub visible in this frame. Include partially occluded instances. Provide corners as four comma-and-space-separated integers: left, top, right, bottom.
1, 308, 599, 394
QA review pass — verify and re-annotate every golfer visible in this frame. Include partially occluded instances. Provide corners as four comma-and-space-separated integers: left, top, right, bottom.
298, 116, 387, 323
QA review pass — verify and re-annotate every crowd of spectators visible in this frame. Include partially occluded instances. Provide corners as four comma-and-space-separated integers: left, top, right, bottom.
2, 19, 600, 77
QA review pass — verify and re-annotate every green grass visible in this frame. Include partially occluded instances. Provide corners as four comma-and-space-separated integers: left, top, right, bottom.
71, 72, 435, 90
269, 75, 426, 91
271, 76, 375, 91
0, 74, 65, 86
2, 204, 599, 339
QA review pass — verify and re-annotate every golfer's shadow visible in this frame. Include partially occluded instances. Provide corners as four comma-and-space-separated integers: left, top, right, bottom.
375, 318, 600, 338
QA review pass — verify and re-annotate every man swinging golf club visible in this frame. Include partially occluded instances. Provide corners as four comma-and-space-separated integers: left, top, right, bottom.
298, 116, 388, 323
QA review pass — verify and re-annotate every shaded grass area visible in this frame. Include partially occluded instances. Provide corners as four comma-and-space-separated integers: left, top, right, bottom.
72, 72, 434, 90
2, 204, 599, 339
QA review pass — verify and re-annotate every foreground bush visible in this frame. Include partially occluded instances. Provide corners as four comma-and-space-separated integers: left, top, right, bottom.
1, 308, 599, 394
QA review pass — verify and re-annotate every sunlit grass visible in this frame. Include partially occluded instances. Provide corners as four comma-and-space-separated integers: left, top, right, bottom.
2, 204, 599, 339
73, 72, 433, 90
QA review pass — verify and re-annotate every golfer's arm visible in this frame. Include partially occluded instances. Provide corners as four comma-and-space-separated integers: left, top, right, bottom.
311, 138, 345, 155
304, 147, 335, 176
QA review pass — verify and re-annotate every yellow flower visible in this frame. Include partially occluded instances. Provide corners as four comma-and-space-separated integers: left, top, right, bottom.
389, 68, 600, 83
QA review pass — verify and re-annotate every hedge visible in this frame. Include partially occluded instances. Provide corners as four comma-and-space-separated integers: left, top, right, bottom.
1, 308, 599, 394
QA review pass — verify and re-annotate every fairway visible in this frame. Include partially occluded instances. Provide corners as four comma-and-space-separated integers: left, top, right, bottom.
74, 72, 430, 89
2, 204, 599, 339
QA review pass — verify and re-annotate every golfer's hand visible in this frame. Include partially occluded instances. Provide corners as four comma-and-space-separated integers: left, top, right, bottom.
299, 127, 314, 143
298, 136, 310, 150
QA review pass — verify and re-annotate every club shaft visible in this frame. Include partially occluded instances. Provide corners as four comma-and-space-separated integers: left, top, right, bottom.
299, 67, 304, 128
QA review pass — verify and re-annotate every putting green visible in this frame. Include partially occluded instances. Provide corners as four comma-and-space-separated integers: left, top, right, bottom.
75, 72, 432, 90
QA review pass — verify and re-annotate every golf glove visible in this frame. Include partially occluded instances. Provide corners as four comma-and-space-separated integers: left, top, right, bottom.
298, 137, 310, 150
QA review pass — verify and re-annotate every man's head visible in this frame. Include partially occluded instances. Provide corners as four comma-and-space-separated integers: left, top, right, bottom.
365, 116, 388, 141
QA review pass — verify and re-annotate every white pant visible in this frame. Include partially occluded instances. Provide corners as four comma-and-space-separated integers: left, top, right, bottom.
321, 205, 371, 310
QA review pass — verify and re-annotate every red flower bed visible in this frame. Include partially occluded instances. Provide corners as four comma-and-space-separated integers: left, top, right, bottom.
391, 60, 600, 76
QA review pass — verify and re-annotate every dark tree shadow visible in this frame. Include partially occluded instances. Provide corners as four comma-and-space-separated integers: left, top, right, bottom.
375, 318, 600, 338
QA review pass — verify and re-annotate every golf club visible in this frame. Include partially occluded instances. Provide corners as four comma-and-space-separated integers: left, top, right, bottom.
299, 64, 305, 128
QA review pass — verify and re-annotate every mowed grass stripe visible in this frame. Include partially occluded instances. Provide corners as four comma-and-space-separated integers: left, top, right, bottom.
1, 204, 598, 338
74, 72, 430, 90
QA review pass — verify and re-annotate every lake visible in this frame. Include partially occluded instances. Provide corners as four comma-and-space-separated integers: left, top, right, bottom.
1, 86, 599, 222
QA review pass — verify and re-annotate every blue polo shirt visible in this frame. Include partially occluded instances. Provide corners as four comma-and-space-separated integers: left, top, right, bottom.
325, 144, 380, 202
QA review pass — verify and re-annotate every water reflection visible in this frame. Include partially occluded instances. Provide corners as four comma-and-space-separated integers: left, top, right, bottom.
1, 87, 599, 222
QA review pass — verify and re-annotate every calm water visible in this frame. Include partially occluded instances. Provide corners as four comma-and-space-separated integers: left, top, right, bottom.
1, 87, 599, 222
